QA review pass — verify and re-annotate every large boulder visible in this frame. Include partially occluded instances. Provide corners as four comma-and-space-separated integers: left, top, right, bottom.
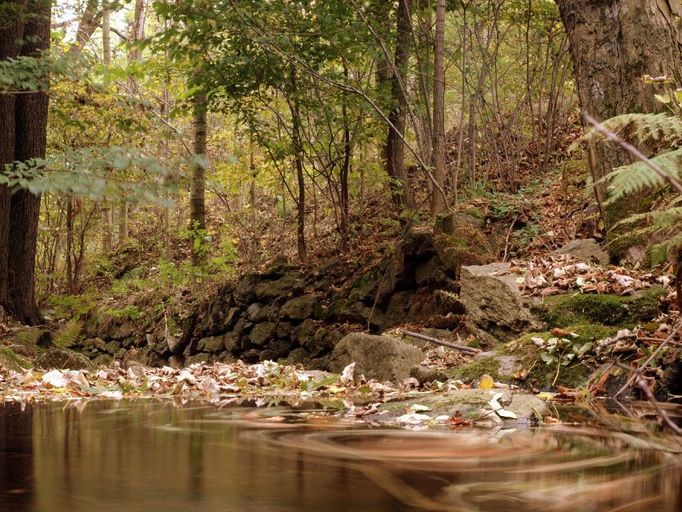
459, 263, 539, 344
328, 333, 425, 382
555, 238, 609, 265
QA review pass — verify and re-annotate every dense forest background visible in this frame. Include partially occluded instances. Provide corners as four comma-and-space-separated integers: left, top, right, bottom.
1, 0, 681, 330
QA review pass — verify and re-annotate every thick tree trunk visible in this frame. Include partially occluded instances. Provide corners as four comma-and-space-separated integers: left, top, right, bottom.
557, 0, 682, 185
385, 0, 416, 213
189, 91, 207, 266
0, 1, 23, 305
6, 0, 50, 324
430, 0, 446, 215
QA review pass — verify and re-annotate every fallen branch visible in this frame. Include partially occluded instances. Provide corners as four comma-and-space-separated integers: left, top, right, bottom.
615, 320, 681, 397
399, 329, 480, 355
632, 371, 682, 435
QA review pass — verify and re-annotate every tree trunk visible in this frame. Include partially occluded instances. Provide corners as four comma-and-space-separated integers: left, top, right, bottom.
0, 0, 22, 306
68, 0, 102, 54
128, 0, 146, 62
189, 91, 207, 266
556, 0, 682, 187
430, 0, 446, 216
385, 0, 416, 213
289, 67, 308, 265
5, 0, 50, 324
101, 6, 114, 253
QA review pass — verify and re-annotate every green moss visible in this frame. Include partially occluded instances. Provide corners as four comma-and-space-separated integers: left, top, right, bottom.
0, 347, 32, 372
544, 289, 662, 327
604, 189, 663, 261
505, 323, 617, 390
511, 323, 619, 348
447, 356, 501, 382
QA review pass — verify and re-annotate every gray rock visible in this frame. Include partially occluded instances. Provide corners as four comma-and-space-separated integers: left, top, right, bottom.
82, 337, 106, 352
328, 333, 425, 382
220, 307, 242, 331
555, 238, 609, 265
459, 263, 539, 343
92, 354, 114, 367
249, 322, 277, 345
280, 295, 317, 320
377, 389, 549, 425
197, 336, 226, 353
240, 349, 261, 364
286, 347, 310, 365
254, 273, 304, 300
246, 303, 264, 321
223, 334, 239, 354
184, 353, 210, 366
260, 339, 293, 361
34, 347, 94, 370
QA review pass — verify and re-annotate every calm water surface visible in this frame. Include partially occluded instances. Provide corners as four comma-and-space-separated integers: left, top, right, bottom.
1, 400, 680, 512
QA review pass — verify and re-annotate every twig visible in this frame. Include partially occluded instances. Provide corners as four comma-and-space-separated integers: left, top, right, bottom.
632, 372, 682, 435
399, 329, 480, 355
502, 214, 519, 262
615, 320, 682, 397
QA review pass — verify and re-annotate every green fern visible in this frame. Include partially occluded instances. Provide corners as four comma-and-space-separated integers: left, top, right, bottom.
53, 320, 83, 348
13, 327, 42, 347
574, 113, 682, 150
604, 147, 682, 201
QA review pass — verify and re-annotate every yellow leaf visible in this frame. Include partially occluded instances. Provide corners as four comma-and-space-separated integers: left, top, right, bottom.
477, 374, 494, 390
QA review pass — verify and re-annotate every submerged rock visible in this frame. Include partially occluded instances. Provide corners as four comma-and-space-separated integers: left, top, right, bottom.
328, 333, 424, 382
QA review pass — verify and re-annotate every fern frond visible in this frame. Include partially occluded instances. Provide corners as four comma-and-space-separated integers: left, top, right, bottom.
602, 148, 682, 201
13, 327, 42, 347
573, 113, 682, 150
53, 320, 83, 348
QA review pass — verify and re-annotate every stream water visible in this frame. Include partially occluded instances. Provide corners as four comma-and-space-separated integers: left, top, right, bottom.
1, 400, 680, 512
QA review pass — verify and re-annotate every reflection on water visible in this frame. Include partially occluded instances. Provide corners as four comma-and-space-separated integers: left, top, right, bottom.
0, 401, 680, 512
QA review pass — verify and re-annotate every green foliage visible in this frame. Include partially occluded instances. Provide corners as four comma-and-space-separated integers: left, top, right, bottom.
104, 305, 143, 321
13, 327, 43, 347
46, 294, 96, 320
53, 320, 83, 348
576, 100, 682, 260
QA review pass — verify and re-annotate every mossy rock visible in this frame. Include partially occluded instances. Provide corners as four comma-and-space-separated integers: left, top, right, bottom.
446, 356, 502, 383
543, 288, 662, 327
604, 189, 665, 262
505, 324, 616, 390
0, 347, 32, 372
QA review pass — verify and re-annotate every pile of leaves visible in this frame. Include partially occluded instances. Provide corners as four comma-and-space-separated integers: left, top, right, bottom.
511, 255, 674, 299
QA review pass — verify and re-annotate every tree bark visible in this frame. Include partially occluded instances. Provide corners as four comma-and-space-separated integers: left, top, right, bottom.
5, 0, 50, 324
0, 0, 23, 306
189, 91, 207, 266
385, 0, 416, 213
68, 0, 103, 54
289, 67, 308, 265
556, 0, 682, 185
430, 0, 446, 215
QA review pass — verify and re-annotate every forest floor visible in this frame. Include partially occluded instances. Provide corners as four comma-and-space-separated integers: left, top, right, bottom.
1, 165, 681, 435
